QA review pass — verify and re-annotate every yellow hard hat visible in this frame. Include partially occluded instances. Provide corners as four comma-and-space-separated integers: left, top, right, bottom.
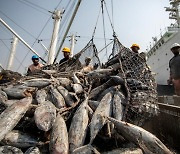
131, 44, 140, 49
62, 47, 70, 53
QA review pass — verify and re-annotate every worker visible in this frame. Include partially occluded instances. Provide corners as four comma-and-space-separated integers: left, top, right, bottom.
59, 47, 71, 64
168, 43, 180, 96
81, 57, 93, 73
27, 55, 43, 75
131, 43, 140, 53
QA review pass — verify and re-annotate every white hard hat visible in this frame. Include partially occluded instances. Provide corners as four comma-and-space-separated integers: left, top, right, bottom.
171, 43, 180, 49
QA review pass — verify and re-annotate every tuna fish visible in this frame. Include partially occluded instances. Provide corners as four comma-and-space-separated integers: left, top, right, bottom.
49, 85, 66, 109
2, 130, 41, 148
89, 76, 123, 100
0, 90, 8, 104
24, 147, 41, 154
72, 73, 81, 84
0, 145, 23, 154
112, 91, 125, 121
87, 68, 114, 79
57, 77, 72, 91
57, 85, 75, 106
102, 147, 143, 154
90, 91, 113, 144
35, 89, 47, 104
50, 113, 69, 154
2, 85, 36, 99
107, 117, 173, 154
69, 97, 89, 152
34, 100, 56, 131
73, 145, 100, 154
22, 78, 51, 88
2, 99, 18, 107
72, 83, 83, 94
0, 97, 32, 141
88, 100, 100, 111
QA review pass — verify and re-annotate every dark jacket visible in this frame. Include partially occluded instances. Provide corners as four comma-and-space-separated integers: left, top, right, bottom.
169, 54, 180, 79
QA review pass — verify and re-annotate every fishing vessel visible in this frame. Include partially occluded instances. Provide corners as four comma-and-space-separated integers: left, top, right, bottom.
146, 0, 180, 86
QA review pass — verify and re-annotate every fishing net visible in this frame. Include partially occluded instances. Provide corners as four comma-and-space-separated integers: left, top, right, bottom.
106, 37, 158, 126
43, 40, 101, 72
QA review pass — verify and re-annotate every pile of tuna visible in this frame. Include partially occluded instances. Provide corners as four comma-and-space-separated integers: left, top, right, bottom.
0, 44, 173, 153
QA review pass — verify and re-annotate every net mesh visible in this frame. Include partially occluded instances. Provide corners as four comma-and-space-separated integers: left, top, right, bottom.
106, 37, 158, 125
43, 40, 101, 72
43, 37, 158, 126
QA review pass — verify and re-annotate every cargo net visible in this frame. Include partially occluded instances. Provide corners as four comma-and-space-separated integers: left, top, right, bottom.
43, 40, 101, 72
107, 37, 158, 126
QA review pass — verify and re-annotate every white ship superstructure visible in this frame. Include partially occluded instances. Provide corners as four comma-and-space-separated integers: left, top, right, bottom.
147, 0, 180, 85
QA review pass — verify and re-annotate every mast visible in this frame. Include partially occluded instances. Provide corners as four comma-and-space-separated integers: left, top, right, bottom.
48, 10, 62, 64
165, 0, 180, 27
53, 0, 82, 64
0, 18, 46, 63
7, 36, 18, 70
70, 34, 75, 58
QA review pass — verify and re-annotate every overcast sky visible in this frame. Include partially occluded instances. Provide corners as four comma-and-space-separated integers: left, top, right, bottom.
0, 0, 173, 73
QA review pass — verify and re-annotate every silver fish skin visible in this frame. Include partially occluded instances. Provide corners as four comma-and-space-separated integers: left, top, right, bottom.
69, 98, 89, 152
73, 145, 100, 154
24, 147, 41, 154
2, 130, 40, 148
72, 83, 83, 94
57, 86, 75, 106
88, 100, 100, 111
89, 77, 123, 100
90, 91, 113, 144
50, 114, 69, 154
49, 85, 66, 109
0, 90, 8, 104
57, 77, 72, 89
2, 86, 35, 99
34, 100, 56, 131
102, 147, 143, 154
22, 78, 51, 88
2, 99, 18, 107
0, 97, 32, 141
36, 89, 47, 104
112, 91, 125, 121
87, 68, 113, 79
0, 145, 23, 154
72, 73, 81, 84
107, 117, 173, 154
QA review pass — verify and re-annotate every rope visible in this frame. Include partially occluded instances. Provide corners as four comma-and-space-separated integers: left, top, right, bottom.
16, 16, 52, 71
16, 0, 49, 16
92, 6, 102, 39
23, 0, 49, 12
104, 0, 115, 33
0, 10, 37, 40
0, 39, 26, 69
111, 0, 114, 27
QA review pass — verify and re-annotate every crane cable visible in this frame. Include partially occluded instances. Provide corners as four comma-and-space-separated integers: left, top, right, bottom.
16, 0, 65, 71
104, 0, 115, 34
16, 15, 52, 71
92, 6, 102, 40
16, 0, 49, 16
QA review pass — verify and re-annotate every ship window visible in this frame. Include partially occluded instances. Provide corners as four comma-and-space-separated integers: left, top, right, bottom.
158, 43, 161, 47
167, 68, 169, 71
166, 53, 168, 56
156, 46, 158, 50
158, 59, 160, 61
153, 48, 156, 52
